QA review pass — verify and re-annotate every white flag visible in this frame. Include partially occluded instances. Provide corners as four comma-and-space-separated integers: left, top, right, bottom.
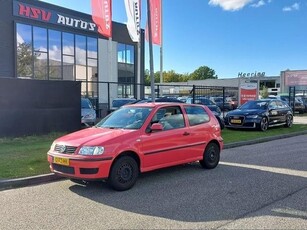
124, 0, 141, 42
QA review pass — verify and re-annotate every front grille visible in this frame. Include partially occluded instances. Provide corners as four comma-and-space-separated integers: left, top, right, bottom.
54, 144, 77, 154
52, 164, 75, 175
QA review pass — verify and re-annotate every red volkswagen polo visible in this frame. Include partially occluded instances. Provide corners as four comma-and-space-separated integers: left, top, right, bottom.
47, 103, 223, 191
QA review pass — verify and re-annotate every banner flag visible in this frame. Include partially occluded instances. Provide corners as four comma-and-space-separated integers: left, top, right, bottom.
91, 0, 112, 38
124, 0, 141, 42
146, 0, 161, 45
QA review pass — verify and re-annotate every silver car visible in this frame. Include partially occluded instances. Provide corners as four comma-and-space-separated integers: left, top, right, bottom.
81, 98, 96, 126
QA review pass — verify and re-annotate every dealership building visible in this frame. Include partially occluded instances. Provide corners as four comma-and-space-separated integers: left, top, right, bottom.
0, 0, 145, 103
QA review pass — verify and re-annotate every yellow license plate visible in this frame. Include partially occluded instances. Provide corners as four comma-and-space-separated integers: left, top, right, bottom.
53, 157, 69, 166
231, 119, 242, 124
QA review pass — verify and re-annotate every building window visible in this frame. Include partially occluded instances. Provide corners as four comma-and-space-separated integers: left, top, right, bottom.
16, 23, 98, 97
117, 43, 135, 97
16, 23, 33, 78
49, 30, 62, 80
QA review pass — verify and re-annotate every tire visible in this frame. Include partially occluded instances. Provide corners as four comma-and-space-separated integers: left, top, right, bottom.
284, 114, 293, 128
199, 143, 220, 169
108, 156, 139, 191
258, 117, 268, 131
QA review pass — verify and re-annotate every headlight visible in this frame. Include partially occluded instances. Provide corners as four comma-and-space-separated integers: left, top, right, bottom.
84, 114, 95, 119
246, 115, 259, 119
78, 146, 104, 155
50, 142, 56, 151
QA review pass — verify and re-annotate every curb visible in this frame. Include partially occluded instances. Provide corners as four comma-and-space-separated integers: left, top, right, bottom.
1, 131, 307, 191
0, 173, 64, 191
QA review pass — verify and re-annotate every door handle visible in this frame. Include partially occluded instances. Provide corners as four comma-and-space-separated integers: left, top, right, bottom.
183, 132, 190, 136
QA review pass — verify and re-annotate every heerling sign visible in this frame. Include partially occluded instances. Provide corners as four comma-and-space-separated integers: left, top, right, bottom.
13, 1, 97, 33
238, 72, 265, 78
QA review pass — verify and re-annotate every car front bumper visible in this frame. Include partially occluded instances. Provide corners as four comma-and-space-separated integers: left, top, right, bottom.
224, 116, 261, 129
48, 152, 113, 180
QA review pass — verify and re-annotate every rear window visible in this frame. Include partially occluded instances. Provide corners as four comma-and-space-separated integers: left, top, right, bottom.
184, 106, 209, 126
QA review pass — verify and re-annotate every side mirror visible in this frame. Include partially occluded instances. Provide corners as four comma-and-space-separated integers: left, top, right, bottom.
150, 123, 163, 132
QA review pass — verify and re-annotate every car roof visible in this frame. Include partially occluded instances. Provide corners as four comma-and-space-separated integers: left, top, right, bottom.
123, 102, 200, 108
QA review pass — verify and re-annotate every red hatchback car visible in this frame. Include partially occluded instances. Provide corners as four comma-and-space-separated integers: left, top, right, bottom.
47, 103, 223, 191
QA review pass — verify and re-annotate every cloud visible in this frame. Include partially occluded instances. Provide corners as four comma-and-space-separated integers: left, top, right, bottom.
208, 0, 272, 11
251, 0, 265, 8
208, 0, 253, 11
282, 2, 300, 12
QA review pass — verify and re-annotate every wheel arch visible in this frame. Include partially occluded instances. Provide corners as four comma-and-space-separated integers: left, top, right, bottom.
110, 151, 141, 174
206, 139, 221, 152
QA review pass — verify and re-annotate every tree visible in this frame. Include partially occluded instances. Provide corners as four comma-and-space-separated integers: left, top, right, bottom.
17, 42, 33, 77
143, 65, 218, 84
260, 85, 269, 99
190, 66, 217, 80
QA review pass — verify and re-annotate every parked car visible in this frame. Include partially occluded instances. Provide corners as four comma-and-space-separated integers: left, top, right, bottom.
108, 98, 136, 113
209, 96, 233, 111
186, 97, 225, 129
270, 95, 305, 114
48, 102, 223, 191
301, 97, 307, 112
224, 99, 293, 131
226, 97, 238, 109
81, 98, 96, 126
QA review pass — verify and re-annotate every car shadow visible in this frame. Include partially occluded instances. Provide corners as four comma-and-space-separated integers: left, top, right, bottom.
68, 161, 307, 223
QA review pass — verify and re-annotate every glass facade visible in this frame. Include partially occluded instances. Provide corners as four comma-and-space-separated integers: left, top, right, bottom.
117, 43, 135, 98
16, 23, 98, 97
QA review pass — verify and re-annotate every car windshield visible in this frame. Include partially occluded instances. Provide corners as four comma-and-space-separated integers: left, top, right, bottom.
214, 97, 223, 103
195, 98, 214, 105
81, 99, 92, 109
240, 100, 268, 110
96, 107, 152, 129
112, 99, 136, 108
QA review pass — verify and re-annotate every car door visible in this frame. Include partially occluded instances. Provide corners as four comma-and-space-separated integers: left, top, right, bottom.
140, 106, 192, 171
268, 101, 283, 125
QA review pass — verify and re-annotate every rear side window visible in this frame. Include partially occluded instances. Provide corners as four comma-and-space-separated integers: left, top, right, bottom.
184, 106, 209, 126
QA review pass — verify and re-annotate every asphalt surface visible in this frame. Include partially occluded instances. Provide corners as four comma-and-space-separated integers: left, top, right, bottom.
0, 116, 306, 191
1, 135, 307, 229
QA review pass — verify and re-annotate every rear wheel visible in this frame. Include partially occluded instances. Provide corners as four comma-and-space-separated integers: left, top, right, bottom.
108, 156, 139, 191
258, 117, 268, 131
284, 114, 293, 127
199, 143, 220, 169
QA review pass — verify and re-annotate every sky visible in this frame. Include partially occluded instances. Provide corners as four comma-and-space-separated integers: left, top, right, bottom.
39, 0, 307, 78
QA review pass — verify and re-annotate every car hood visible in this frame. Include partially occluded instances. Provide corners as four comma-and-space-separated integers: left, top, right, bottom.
55, 127, 136, 146
81, 108, 95, 116
227, 109, 265, 116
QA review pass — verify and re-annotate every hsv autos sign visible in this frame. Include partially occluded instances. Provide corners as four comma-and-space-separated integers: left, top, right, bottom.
13, 1, 97, 33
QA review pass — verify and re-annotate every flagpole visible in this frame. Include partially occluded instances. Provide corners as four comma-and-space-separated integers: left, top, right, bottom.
137, 41, 141, 99
147, 0, 155, 102
160, 0, 163, 86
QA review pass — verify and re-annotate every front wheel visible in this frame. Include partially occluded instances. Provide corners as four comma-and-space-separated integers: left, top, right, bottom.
258, 117, 268, 131
284, 114, 293, 127
199, 143, 220, 169
108, 156, 139, 191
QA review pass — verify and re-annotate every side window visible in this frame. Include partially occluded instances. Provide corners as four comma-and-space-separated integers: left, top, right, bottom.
276, 101, 284, 109
269, 101, 277, 109
150, 106, 185, 131
184, 106, 209, 126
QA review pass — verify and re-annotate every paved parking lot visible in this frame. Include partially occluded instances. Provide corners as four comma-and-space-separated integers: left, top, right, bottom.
0, 135, 306, 229
293, 115, 307, 124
